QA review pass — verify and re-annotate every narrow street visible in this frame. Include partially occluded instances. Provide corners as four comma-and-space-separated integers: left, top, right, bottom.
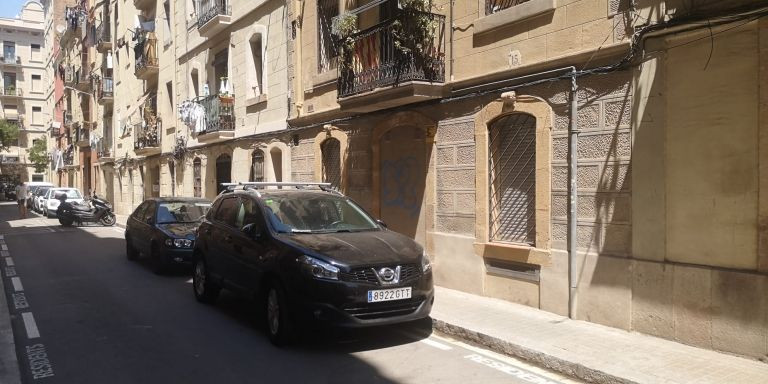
0, 202, 578, 384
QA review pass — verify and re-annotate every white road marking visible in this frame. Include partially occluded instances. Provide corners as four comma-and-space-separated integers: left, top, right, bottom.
0, 234, 4, 239
186, 278, 193, 283
5, 257, 14, 266
420, 337, 453, 351
0, 250, 9, 257
22, 312, 41, 338
113, 228, 125, 234
11, 276, 24, 292
1, 244, 7, 251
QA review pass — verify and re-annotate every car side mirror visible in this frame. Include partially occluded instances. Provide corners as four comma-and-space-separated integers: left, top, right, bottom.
376, 219, 387, 228
147, 217, 154, 225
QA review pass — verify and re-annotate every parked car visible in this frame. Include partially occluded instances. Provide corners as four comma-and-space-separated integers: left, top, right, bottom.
24, 182, 53, 208
43, 188, 84, 218
33, 187, 51, 213
191, 183, 434, 346
125, 198, 212, 273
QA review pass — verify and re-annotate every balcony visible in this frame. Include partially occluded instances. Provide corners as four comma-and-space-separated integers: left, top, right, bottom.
64, 112, 73, 127
134, 33, 159, 80
133, 0, 156, 9
134, 95, 160, 156
0, 55, 21, 68
335, 12, 446, 113
0, 86, 22, 99
98, 77, 113, 105
75, 123, 90, 147
96, 23, 112, 52
195, 94, 235, 143
60, 7, 83, 47
75, 67, 91, 91
62, 147, 76, 169
197, 0, 232, 38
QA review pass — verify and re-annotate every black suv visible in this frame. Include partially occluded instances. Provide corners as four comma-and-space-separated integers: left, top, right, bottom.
192, 183, 434, 345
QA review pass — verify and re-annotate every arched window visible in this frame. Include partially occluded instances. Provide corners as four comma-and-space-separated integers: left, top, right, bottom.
246, 30, 266, 99
193, 158, 202, 198
250, 150, 264, 182
488, 113, 536, 245
321, 138, 341, 189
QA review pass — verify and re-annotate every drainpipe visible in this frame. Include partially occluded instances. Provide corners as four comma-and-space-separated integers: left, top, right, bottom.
568, 71, 579, 319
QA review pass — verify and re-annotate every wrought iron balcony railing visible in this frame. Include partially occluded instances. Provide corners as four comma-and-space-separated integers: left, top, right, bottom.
75, 123, 90, 144
336, 12, 446, 98
196, 94, 235, 134
62, 150, 74, 166
134, 94, 160, 150
0, 55, 20, 65
486, 0, 531, 15
64, 66, 76, 85
197, 0, 231, 27
96, 22, 112, 50
99, 77, 114, 100
1, 87, 22, 97
64, 112, 73, 126
135, 33, 159, 76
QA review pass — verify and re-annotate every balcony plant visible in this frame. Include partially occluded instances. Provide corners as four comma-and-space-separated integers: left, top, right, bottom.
392, 0, 441, 79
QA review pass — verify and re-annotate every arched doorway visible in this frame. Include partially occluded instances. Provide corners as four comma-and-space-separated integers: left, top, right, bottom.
250, 150, 264, 182
321, 138, 341, 189
270, 147, 282, 182
379, 127, 427, 245
216, 154, 231, 193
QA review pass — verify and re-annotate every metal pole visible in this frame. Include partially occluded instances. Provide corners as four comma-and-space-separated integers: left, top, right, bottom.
568, 73, 579, 319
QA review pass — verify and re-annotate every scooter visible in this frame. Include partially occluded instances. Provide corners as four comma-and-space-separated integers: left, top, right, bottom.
56, 194, 117, 227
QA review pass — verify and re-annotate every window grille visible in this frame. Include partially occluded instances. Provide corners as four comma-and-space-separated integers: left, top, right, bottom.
488, 113, 536, 245
486, 0, 531, 15
250, 150, 264, 182
193, 158, 202, 198
317, 0, 339, 73
321, 138, 341, 190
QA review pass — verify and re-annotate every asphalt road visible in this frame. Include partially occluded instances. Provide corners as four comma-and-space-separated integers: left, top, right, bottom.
0, 202, 580, 384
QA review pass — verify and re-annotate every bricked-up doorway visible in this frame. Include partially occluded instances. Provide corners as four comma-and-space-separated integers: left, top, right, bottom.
379, 126, 427, 246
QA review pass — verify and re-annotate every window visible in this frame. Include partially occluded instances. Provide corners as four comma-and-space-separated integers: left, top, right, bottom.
488, 113, 536, 245
214, 197, 238, 226
3, 41, 15, 62
163, 1, 172, 47
193, 158, 202, 198
321, 138, 341, 189
235, 197, 262, 230
166, 81, 173, 113
31, 74, 41, 92
142, 201, 157, 223
317, 0, 338, 73
190, 69, 199, 98
486, 0, 531, 15
270, 147, 283, 182
250, 150, 264, 182
32, 106, 42, 125
31, 44, 41, 61
213, 49, 228, 95
247, 32, 265, 99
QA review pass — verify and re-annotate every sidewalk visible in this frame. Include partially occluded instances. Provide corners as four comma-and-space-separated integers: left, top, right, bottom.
430, 286, 768, 384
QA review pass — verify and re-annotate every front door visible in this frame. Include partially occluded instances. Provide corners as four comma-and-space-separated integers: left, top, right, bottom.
379, 126, 427, 246
216, 155, 231, 194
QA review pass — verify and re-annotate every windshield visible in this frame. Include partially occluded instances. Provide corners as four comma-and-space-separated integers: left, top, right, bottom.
157, 201, 211, 224
261, 194, 378, 233
53, 189, 82, 199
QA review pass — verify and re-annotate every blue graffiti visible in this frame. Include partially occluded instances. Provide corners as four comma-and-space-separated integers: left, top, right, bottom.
381, 156, 421, 218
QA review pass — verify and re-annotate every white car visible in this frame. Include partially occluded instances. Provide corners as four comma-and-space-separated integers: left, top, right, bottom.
33, 186, 51, 213
44, 188, 85, 218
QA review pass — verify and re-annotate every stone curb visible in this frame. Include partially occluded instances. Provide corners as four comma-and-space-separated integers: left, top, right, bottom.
431, 318, 636, 384
0, 241, 22, 384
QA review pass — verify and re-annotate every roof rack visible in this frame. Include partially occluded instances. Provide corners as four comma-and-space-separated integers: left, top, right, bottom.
220, 182, 341, 195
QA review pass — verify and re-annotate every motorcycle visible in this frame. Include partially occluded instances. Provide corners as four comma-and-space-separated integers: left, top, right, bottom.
56, 194, 117, 227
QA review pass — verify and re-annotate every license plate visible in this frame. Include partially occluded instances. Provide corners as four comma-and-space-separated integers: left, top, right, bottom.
367, 287, 412, 303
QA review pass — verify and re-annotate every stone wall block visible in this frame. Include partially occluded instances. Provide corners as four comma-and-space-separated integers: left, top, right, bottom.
552, 222, 567, 241
577, 132, 632, 160
437, 192, 454, 212
552, 166, 568, 190
437, 146, 455, 166
436, 215, 476, 235
575, 254, 632, 330
552, 194, 568, 217
673, 265, 713, 349
604, 99, 632, 128
437, 121, 475, 143
711, 271, 768, 358
578, 225, 599, 250
599, 162, 631, 191
456, 145, 476, 165
437, 169, 476, 190
579, 103, 601, 130
455, 192, 476, 213
631, 261, 674, 339
601, 224, 631, 256
552, 137, 568, 160
348, 152, 371, 170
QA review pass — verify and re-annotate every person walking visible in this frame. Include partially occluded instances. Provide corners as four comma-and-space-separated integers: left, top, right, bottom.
14, 183, 28, 219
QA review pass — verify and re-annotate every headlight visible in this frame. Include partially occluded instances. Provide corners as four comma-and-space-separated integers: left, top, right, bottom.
298, 255, 339, 280
421, 250, 432, 273
165, 238, 193, 248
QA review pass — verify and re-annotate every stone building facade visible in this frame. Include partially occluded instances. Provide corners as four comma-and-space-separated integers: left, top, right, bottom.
0, 1, 49, 183
42, 0, 768, 360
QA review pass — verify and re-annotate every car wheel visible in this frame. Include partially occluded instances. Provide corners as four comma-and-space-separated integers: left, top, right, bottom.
151, 243, 168, 275
265, 282, 295, 347
125, 236, 138, 261
192, 258, 220, 304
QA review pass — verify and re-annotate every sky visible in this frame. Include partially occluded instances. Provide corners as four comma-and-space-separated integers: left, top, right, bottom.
0, 0, 29, 19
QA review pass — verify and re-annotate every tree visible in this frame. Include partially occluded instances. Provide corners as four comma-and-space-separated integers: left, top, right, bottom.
27, 138, 48, 173
0, 119, 19, 151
